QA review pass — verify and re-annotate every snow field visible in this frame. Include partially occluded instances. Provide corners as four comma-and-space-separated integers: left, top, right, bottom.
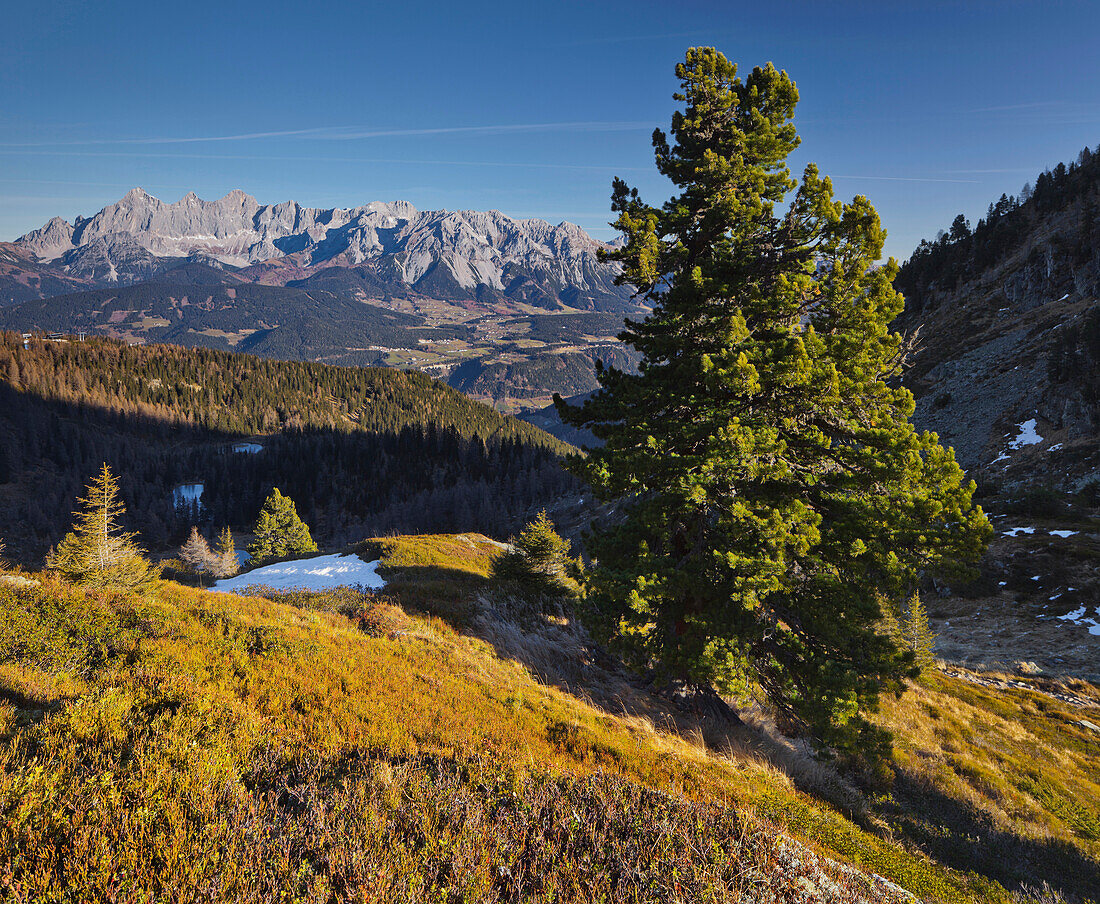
210, 553, 386, 593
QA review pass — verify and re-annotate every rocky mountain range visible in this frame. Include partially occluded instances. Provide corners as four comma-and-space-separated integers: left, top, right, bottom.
1, 189, 643, 413
9, 153, 1100, 458
10, 188, 633, 312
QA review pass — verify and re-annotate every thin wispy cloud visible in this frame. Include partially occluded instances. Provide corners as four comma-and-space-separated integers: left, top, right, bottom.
0, 177, 182, 189
939, 167, 1037, 175
966, 101, 1067, 114
0, 194, 116, 205
0, 121, 653, 149
0, 128, 337, 148
829, 174, 982, 184
323, 122, 652, 140
0, 148, 653, 172
963, 101, 1100, 126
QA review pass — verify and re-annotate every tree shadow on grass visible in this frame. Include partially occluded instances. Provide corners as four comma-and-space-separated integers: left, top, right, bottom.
376, 564, 491, 630
0, 684, 69, 743
384, 569, 800, 792
883, 770, 1100, 903
382, 569, 1100, 897
0, 686, 60, 713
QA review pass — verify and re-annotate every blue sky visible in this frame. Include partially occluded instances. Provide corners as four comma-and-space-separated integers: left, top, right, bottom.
2, 0, 1099, 260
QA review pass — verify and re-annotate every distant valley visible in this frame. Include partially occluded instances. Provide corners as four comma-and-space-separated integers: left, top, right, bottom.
1, 188, 644, 417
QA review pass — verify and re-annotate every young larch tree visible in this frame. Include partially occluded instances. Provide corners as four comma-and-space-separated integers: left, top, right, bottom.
179, 526, 217, 586
47, 463, 160, 589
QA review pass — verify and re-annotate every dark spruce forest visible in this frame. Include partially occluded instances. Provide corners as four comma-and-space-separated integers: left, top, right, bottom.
0, 334, 578, 563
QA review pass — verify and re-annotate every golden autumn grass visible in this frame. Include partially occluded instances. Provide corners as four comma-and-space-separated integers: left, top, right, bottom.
0, 536, 1096, 902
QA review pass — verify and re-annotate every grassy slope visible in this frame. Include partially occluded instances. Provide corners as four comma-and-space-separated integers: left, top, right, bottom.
877, 668, 1100, 896
1, 537, 1096, 902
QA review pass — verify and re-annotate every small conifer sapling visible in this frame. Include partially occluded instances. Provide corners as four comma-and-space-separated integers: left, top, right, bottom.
491, 510, 573, 587
213, 526, 240, 579
248, 488, 318, 564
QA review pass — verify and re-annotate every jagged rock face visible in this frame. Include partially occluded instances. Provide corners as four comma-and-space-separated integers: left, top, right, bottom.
15, 190, 630, 309
58, 234, 167, 284
897, 206, 1100, 491
17, 217, 75, 262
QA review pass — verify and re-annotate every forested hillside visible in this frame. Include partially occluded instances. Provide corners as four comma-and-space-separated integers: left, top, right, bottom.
0, 334, 578, 563
896, 146, 1100, 317
449, 346, 640, 409
891, 145, 1100, 487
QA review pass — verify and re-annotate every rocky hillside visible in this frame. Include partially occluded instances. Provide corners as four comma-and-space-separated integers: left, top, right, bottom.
0, 241, 91, 306
14, 188, 634, 313
895, 145, 1100, 493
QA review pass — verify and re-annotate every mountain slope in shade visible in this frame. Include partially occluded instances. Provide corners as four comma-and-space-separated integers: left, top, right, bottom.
893, 147, 1100, 491
0, 241, 93, 306
0, 268, 465, 366
15, 188, 635, 313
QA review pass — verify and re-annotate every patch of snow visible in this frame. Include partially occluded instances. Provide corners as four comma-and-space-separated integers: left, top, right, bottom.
1057, 605, 1100, 636
1049, 443, 1063, 452
210, 553, 385, 593
1002, 527, 1036, 537
998, 581, 1007, 586
233, 442, 263, 454
1050, 530, 1078, 538
1008, 418, 1042, 449
1031, 575, 1041, 581
1057, 293, 1070, 302
173, 483, 204, 510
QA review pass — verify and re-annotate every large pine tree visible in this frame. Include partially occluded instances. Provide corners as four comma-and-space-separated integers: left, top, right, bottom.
557, 48, 990, 758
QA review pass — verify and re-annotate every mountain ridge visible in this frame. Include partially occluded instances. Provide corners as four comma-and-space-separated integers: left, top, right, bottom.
13, 188, 633, 313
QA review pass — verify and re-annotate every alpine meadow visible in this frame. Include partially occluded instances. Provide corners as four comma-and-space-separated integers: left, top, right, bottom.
2, 14, 1100, 904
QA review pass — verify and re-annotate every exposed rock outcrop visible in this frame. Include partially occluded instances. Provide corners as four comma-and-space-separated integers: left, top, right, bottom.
15, 189, 632, 311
